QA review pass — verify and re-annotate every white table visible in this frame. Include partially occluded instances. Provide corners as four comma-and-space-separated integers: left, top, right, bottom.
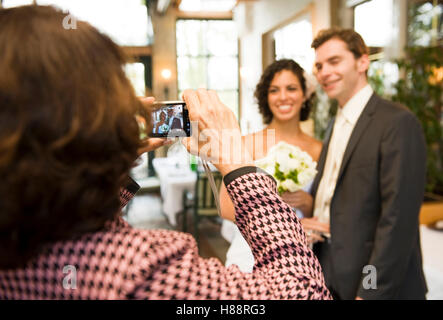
153, 157, 196, 226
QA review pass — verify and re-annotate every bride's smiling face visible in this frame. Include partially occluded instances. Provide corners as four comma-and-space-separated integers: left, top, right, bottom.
267, 70, 305, 123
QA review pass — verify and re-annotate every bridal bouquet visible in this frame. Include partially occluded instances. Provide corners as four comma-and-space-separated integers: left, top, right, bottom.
255, 141, 317, 194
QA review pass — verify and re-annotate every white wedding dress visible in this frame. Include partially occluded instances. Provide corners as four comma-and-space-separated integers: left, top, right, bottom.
222, 164, 313, 273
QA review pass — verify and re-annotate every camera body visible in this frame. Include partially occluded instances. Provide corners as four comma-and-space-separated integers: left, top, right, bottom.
149, 101, 191, 138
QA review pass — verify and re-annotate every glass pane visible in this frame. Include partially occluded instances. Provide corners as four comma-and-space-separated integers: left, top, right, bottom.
37, 0, 151, 46
208, 57, 238, 90
176, 19, 239, 117
176, 20, 207, 57
274, 14, 315, 73
2, 0, 33, 7
354, 0, 394, 47
206, 20, 238, 56
124, 63, 146, 97
408, 1, 442, 47
177, 57, 208, 90
217, 90, 238, 119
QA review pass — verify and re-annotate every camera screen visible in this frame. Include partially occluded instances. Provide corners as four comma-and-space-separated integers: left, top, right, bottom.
150, 102, 190, 137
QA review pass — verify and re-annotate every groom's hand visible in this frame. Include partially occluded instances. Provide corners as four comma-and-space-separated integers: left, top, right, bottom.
300, 217, 330, 234
300, 217, 330, 244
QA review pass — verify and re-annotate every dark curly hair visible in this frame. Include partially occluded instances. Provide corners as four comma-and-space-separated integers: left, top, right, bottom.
254, 59, 314, 124
0, 6, 146, 269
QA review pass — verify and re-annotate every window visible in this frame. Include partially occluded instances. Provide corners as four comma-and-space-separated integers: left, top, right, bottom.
176, 19, 239, 118
124, 62, 146, 97
354, 0, 394, 48
408, 0, 442, 47
2, 0, 153, 46
274, 13, 315, 73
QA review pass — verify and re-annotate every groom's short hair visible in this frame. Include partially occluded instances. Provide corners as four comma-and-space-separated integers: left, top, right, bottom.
311, 28, 369, 59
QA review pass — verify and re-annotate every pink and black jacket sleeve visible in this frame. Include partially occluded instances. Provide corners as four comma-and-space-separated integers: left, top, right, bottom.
0, 168, 331, 299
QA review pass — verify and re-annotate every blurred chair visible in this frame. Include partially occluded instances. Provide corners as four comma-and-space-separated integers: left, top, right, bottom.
181, 170, 223, 246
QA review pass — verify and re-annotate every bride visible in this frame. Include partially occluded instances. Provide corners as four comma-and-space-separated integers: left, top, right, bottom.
219, 59, 329, 272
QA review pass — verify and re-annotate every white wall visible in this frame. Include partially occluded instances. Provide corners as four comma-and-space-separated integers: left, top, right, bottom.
234, 0, 331, 134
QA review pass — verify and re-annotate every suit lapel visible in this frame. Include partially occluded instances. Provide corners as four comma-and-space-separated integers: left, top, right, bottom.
336, 94, 378, 184
311, 117, 335, 198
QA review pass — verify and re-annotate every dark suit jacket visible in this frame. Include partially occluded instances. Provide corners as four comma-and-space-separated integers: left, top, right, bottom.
311, 93, 428, 300
171, 117, 182, 130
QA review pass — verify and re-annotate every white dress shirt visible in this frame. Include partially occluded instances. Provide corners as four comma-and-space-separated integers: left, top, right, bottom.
313, 85, 374, 227
168, 116, 182, 129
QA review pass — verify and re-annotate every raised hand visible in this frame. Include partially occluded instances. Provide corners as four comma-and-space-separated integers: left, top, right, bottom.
181, 89, 253, 175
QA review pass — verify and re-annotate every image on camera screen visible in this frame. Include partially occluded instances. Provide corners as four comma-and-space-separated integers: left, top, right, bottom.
151, 104, 185, 137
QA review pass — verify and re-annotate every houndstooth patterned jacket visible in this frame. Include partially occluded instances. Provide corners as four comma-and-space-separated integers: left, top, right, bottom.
0, 167, 331, 299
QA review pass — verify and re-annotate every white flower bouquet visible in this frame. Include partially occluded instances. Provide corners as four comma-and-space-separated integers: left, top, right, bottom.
255, 141, 318, 194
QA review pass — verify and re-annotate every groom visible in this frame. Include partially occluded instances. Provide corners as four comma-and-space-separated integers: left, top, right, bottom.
308, 28, 427, 299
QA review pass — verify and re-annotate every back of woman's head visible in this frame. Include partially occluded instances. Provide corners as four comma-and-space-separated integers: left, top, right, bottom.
255, 59, 314, 124
0, 5, 144, 268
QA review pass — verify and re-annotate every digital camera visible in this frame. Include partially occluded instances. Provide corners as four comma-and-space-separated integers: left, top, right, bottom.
140, 101, 191, 138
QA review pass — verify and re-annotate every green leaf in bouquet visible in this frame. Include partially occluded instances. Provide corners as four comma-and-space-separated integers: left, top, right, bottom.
286, 170, 299, 184
274, 163, 285, 181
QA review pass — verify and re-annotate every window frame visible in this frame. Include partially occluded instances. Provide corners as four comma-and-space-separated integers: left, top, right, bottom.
175, 17, 240, 118
261, 4, 317, 71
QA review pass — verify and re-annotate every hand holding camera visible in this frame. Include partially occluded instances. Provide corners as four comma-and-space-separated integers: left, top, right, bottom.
136, 90, 254, 176
137, 97, 173, 155
181, 89, 254, 176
